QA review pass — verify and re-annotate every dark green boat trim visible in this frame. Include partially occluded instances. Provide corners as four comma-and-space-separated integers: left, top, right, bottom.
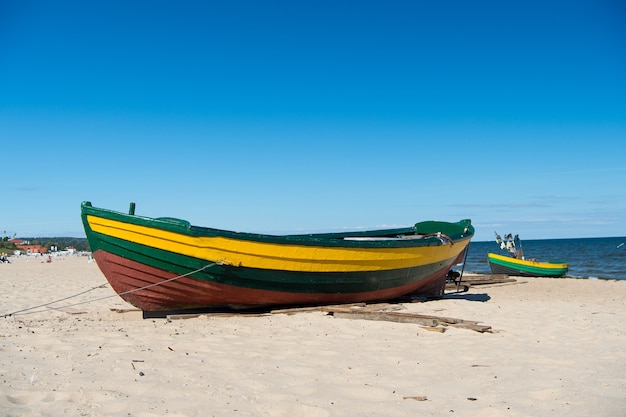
81, 201, 474, 248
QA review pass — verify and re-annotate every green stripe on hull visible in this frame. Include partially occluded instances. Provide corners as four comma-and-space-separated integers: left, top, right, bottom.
90, 231, 455, 294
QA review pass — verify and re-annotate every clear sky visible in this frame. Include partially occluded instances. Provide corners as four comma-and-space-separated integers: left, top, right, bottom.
1, 1, 625, 242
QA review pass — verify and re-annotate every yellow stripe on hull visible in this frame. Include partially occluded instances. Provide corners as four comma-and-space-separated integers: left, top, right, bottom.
87, 215, 468, 272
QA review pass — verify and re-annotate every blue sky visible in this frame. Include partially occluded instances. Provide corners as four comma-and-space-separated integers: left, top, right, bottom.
1, 1, 625, 242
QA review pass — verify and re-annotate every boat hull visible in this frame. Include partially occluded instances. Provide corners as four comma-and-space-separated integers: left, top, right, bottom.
81, 202, 474, 311
487, 253, 568, 277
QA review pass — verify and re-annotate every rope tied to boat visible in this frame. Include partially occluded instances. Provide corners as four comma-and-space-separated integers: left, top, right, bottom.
0, 262, 216, 318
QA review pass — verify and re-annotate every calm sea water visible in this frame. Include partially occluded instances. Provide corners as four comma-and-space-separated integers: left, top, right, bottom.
461, 236, 626, 280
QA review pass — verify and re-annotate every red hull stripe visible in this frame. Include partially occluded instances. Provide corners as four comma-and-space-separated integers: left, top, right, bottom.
95, 250, 449, 311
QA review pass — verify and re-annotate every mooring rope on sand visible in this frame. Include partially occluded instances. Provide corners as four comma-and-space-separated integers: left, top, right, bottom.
1, 263, 215, 318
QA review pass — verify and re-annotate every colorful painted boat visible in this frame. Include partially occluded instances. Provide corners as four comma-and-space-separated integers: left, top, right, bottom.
81, 201, 474, 311
487, 253, 568, 277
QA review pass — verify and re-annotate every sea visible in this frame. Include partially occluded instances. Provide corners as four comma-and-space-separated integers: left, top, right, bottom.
461, 236, 626, 280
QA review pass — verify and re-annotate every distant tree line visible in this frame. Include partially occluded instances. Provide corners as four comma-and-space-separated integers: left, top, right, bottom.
21, 237, 90, 252
0, 240, 17, 252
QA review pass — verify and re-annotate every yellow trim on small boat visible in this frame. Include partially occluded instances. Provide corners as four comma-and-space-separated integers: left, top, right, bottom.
87, 215, 468, 272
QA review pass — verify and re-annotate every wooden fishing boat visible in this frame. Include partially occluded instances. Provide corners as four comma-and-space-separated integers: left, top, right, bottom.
81, 201, 474, 312
487, 253, 568, 277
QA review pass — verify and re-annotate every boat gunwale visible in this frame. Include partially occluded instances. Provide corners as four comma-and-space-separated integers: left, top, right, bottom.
81, 201, 474, 249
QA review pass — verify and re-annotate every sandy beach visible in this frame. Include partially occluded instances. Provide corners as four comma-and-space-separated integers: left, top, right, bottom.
1, 255, 624, 417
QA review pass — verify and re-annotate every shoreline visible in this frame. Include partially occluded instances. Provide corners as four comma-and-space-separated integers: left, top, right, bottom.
1, 255, 625, 416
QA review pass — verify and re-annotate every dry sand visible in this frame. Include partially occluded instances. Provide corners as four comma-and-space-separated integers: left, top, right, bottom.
1, 255, 625, 417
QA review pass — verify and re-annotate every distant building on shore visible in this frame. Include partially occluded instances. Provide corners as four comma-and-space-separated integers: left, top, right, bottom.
15, 244, 48, 255
5, 239, 77, 256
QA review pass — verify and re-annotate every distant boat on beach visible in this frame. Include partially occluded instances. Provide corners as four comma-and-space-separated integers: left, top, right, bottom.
487, 233, 568, 277
80, 201, 475, 312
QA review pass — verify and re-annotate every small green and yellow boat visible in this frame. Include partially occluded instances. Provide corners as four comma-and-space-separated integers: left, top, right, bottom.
487, 253, 569, 277
487, 233, 568, 277
81, 201, 474, 312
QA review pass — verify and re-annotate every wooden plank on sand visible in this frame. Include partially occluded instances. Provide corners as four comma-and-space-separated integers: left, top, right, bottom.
456, 274, 516, 285
270, 303, 367, 315
324, 306, 492, 333
330, 309, 440, 327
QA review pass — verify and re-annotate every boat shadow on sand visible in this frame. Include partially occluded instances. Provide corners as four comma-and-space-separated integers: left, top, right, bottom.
139, 294, 496, 333
141, 291, 492, 319
442, 292, 491, 302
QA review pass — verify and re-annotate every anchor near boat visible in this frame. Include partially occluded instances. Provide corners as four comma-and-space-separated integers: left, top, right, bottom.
81, 201, 475, 312
487, 233, 568, 277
